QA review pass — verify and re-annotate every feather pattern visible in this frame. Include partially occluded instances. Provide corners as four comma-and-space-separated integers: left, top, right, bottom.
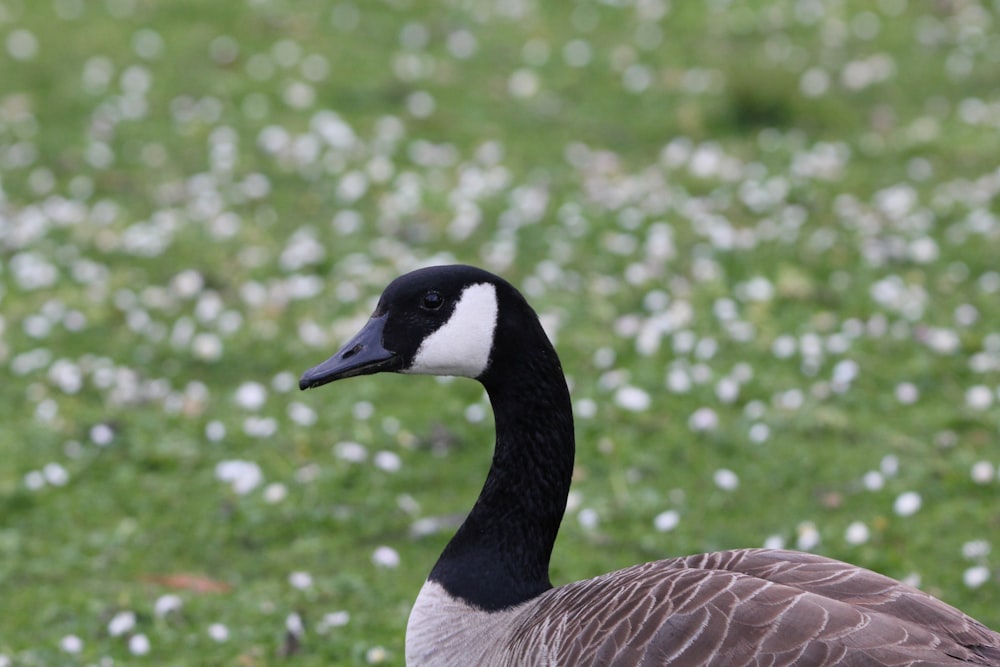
495, 549, 1000, 666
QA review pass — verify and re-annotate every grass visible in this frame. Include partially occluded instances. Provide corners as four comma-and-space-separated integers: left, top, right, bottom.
2, 0, 999, 664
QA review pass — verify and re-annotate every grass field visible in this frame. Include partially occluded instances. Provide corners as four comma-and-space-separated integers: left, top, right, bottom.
2, 0, 999, 664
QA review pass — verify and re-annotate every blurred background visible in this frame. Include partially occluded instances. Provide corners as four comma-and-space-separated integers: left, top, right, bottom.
2, 0, 999, 664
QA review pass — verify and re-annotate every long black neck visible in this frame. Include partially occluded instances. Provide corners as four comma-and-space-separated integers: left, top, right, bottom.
427, 310, 575, 611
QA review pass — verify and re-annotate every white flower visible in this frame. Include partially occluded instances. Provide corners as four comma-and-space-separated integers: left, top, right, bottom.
43, 462, 69, 486
844, 521, 870, 545
192, 333, 223, 361
832, 359, 859, 385
575, 398, 597, 419
24, 470, 45, 491
962, 540, 990, 559
880, 455, 899, 476
776, 389, 804, 410
771, 335, 796, 359
763, 534, 785, 550
287, 401, 317, 426
335, 441, 368, 463
966, 385, 994, 410
713, 468, 739, 491
666, 367, 692, 393
963, 565, 990, 589
688, 407, 718, 432
170, 269, 204, 298
317, 611, 350, 633
366, 646, 388, 664
894, 382, 919, 404
286, 612, 305, 637
264, 482, 288, 504
374, 451, 402, 473
129, 633, 151, 656
614, 385, 651, 412
215, 460, 263, 495
289, 571, 313, 590
154, 594, 183, 617
715, 377, 740, 403
577, 508, 599, 530
108, 610, 137, 637
971, 461, 995, 485
60, 635, 83, 654
372, 546, 400, 568
205, 420, 226, 442
207, 623, 229, 642
653, 510, 679, 532
862, 470, 884, 491
243, 416, 278, 438
90, 422, 115, 445
6, 29, 38, 61
893, 491, 921, 517
234, 381, 267, 410
748, 423, 770, 444
796, 522, 821, 551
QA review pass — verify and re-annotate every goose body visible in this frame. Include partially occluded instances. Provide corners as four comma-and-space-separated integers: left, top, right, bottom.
299, 265, 1000, 667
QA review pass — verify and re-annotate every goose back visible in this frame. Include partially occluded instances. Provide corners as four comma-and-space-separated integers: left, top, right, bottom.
500, 549, 1000, 666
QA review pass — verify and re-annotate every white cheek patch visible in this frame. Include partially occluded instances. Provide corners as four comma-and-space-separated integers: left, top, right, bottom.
407, 283, 498, 378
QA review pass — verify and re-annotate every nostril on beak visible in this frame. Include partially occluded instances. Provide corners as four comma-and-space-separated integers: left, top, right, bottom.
342, 344, 363, 360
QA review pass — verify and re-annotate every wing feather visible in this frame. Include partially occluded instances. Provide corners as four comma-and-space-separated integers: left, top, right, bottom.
502, 548, 1000, 666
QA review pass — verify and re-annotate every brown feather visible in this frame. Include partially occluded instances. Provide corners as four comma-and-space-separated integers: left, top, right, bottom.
501, 549, 1000, 666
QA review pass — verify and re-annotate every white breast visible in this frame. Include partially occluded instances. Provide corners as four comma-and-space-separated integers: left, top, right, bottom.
405, 580, 530, 667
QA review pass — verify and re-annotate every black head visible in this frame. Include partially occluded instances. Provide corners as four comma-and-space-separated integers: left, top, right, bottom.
299, 265, 508, 390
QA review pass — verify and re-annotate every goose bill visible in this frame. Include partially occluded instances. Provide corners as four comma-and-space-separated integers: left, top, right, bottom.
299, 315, 400, 389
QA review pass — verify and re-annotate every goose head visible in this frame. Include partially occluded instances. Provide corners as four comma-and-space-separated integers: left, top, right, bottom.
299, 265, 504, 389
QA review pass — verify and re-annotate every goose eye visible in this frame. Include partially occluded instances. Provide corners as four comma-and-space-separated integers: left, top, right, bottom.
420, 291, 444, 311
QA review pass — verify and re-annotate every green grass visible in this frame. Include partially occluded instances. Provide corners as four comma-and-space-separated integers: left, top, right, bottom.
2, 0, 999, 664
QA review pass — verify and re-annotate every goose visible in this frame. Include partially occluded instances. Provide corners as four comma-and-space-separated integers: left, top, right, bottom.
299, 264, 1000, 666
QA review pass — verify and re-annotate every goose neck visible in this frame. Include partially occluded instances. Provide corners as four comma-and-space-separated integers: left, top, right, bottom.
428, 345, 575, 611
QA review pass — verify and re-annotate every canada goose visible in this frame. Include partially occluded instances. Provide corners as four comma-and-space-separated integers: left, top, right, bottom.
299, 264, 1000, 666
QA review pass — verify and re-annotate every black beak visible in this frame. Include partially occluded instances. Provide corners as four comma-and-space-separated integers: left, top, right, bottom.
299, 315, 401, 390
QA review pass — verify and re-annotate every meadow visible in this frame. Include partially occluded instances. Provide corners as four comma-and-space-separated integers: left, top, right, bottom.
1, 0, 999, 664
